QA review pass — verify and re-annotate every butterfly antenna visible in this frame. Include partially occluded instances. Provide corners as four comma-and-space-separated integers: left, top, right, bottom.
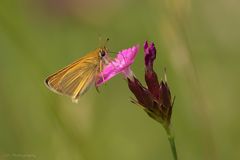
108, 51, 118, 56
98, 35, 103, 47
103, 38, 110, 47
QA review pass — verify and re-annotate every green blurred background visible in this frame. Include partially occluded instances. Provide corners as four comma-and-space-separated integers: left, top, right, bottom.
0, 0, 239, 159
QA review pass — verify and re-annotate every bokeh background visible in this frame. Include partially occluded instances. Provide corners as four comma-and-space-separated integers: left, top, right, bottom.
0, 0, 239, 159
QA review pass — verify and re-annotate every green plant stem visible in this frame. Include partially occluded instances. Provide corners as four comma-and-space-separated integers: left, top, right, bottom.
166, 127, 178, 160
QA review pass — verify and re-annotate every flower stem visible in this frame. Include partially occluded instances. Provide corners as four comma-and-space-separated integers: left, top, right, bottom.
165, 127, 178, 160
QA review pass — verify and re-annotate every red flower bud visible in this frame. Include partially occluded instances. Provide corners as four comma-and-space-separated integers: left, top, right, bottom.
127, 41, 174, 128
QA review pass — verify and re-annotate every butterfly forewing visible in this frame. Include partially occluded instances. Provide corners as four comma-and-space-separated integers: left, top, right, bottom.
45, 50, 101, 102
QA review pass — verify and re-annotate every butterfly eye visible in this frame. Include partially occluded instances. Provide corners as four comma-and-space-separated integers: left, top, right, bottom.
99, 50, 106, 58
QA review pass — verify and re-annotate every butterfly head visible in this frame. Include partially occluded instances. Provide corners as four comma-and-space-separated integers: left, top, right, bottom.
98, 38, 110, 58
98, 47, 109, 59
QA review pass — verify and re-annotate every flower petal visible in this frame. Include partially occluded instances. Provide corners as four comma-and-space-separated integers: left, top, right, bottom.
97, 45, 140, 86
144, 41, 156, 70
144, 41, 160, 100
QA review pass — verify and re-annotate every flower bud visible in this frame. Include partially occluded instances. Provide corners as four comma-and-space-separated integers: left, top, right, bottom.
144, 41, 156, 70
127, 41, 174, 128
144, 41, 160, 100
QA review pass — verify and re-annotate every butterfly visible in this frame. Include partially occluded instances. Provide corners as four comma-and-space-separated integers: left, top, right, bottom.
45, 47, 110, 103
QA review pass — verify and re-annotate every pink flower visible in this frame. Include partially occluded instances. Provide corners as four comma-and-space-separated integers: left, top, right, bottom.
97, 41, 174, 127
97, 45, 140, 86
96, 41, 177, 159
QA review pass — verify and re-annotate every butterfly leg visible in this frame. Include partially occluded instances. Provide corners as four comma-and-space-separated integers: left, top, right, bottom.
94, 60, 105, 93
99, 60, 105, 82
